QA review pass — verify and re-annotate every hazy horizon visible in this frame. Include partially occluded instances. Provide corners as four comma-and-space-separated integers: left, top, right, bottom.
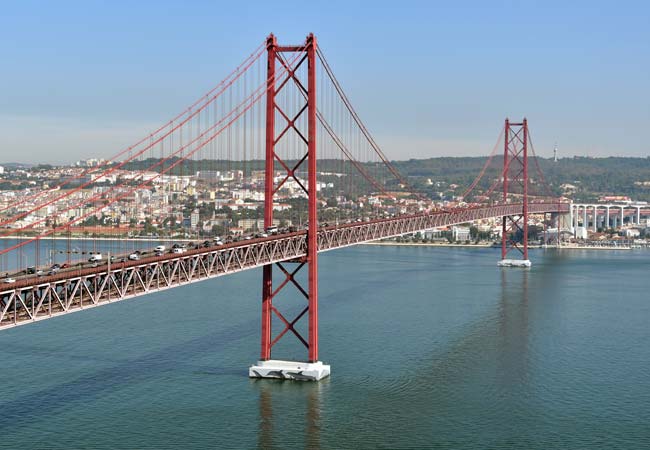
2, 153, 648, 169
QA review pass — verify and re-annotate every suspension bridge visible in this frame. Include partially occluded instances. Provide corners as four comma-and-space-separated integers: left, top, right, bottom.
0, 34, 569, 380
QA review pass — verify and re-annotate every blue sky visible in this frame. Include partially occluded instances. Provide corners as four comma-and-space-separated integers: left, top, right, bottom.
0, 0, 648, 163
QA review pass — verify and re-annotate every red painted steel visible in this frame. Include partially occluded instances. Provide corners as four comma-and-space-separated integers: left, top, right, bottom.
260, 34, 320, 362
261, 34, 277, 361
522, 120, 529, 259
0, 201, 569, 330
501, 119, 510, 259
501, 118, 530, 260
306, 34, 319, 362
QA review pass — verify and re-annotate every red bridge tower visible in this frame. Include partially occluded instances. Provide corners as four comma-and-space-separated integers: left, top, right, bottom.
249, 34, 329, 381
499, 118, 531, 268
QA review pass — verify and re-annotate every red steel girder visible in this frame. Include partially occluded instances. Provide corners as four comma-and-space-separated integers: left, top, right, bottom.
0, 201, 570, 330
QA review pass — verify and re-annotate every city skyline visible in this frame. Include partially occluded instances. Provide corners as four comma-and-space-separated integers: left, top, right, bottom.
1, 0, 648, 163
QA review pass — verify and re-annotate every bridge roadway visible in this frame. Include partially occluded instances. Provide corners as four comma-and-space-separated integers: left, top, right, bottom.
0, 201, 568, 329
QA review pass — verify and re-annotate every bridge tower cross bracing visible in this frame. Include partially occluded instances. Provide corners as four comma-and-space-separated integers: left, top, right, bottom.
250, 33, 329, 381
499, 118, 531, 268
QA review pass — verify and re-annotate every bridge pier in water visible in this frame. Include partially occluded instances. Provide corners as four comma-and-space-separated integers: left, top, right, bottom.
249, 33, 330, 381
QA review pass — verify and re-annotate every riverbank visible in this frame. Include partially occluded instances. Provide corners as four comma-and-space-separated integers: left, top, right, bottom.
362, 241, 494, 248
556, 244, 633, 250
362, 241, 639, 250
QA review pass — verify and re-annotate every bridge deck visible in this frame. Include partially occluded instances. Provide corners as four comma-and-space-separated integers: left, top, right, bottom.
0, 202, 567, 329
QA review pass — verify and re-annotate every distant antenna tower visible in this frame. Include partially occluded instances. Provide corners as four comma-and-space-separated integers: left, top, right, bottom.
553, 143, 558, 162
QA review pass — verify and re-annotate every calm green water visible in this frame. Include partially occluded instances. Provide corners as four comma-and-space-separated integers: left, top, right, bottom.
0, 246, 649, 449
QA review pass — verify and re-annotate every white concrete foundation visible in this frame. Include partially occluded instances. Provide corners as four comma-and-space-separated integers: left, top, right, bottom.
497, 259, 532, 268
249, 360, 330, 381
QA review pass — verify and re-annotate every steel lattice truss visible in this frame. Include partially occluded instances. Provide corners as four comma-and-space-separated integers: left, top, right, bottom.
0, 201, 568, 330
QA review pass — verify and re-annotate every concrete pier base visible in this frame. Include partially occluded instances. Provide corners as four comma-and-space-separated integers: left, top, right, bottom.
497, 259, 532, 268
249, 360, 330, 381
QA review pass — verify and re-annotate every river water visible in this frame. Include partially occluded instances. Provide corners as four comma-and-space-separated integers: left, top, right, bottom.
0, 246, 648, 449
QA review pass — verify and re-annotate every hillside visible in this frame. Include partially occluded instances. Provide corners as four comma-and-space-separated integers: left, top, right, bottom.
393, 156, 650, 202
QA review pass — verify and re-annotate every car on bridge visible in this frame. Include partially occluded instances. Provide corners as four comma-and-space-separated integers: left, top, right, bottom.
266, 226, 278, 235
88, 254, 102, 263
2, 277, 16, 284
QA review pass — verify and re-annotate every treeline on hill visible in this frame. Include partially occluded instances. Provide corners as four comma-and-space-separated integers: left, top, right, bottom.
122, 157, 391, 176
392, 156, 650, 202
120, 157, 403, 193
119, 156, 650, 202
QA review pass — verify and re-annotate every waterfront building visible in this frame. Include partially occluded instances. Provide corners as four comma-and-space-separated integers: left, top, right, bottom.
452, 226, 470, 242
190, 209, 200, 230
